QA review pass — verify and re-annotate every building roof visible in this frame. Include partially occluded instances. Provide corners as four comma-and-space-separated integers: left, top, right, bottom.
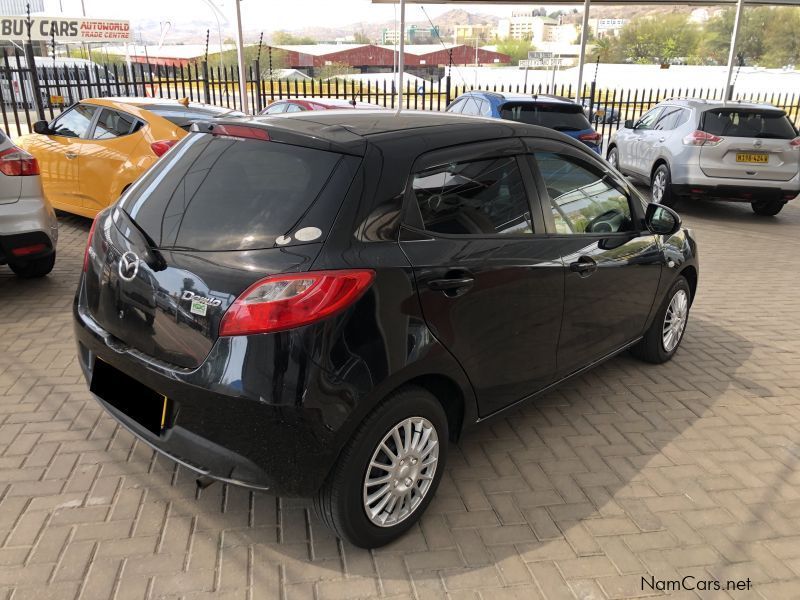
105, 44, 237, 60
271, 44, 372, 56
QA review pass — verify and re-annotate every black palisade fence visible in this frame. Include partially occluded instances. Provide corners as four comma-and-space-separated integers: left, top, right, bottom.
1, 53, 799, 151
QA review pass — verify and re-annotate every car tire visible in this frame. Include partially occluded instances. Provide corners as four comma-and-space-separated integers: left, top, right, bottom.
9, 252, 55, 278
630, 276, 691, 364
651, 164, 677, 208
313, 386, 448, 548
607, 146, 619, 171
751, 198, 785, 216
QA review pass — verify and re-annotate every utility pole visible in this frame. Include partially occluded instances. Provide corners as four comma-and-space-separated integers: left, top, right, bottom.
234, 0, 249, 114
575, 0, 591, 103
24, 2, 45, 121
723, 0, 745, 103
396, 0, 405, 113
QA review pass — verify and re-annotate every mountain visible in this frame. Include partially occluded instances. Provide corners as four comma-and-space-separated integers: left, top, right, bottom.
288, 9, 500, 44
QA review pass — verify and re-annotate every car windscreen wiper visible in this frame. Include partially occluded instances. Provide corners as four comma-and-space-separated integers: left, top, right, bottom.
117, 207, 167, 271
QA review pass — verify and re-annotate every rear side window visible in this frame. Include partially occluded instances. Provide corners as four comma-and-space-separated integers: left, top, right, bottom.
500, 102, 591, 132
701, 109, 797, 139
121, 134, 346, 251
412, 156, 533, 236
93, 109, 138, 139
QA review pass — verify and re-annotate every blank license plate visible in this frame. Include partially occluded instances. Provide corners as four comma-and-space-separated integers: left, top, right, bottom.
90, 358, 172, 435
736, 152, 768, 164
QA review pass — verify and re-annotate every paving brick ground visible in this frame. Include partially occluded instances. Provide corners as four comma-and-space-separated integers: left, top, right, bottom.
1, 197, 799, 600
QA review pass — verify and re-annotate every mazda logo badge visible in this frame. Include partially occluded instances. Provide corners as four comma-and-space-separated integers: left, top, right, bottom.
118, 251, 140, 282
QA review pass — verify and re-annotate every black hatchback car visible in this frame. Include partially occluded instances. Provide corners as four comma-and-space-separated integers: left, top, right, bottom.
74, 111, 698, 548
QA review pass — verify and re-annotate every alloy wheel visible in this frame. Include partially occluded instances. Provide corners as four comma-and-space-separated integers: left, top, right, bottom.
608, 148, 618, 169
362, 416, 439, 527
662, 289, 688, 352
652, 170, 666, 203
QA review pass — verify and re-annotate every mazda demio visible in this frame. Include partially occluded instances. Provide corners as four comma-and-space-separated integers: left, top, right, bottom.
74, 111, 698, 548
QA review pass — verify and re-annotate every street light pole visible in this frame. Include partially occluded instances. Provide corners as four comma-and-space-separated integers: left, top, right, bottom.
233, 0, 249, 113
396, 0, 405, 113
575, 0, 591, 102
723, 0, 745, 103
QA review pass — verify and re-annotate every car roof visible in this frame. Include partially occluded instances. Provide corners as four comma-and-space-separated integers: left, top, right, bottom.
459, 91, 579, 106
206, 110, 585, 156
659, 98, 786, 112
85, 97, 243, 116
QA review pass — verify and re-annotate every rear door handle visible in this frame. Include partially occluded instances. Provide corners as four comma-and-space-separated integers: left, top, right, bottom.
427, 277, 475, 291
65, 152, 78, 159
569, 256, 597, 276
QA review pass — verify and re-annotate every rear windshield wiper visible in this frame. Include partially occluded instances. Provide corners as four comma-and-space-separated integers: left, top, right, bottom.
118, 207, 167, 271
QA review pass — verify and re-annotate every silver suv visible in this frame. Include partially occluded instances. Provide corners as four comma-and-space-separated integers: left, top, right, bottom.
0, 128, 58, 277
608, 99, 800, 216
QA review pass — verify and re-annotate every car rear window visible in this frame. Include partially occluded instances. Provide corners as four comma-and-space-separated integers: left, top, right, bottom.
701, 108, 797, 139
500, 102, 592, 132
120, 133, 346, 251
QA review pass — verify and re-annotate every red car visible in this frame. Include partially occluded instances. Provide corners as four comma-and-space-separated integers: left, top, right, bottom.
260, 97, 383, 115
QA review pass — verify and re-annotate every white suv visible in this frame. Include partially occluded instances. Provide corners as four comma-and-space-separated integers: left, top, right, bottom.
608, 99, 800, 216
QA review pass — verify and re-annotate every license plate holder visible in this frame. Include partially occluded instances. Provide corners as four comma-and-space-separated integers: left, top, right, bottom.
736, 152, 768, 164
90, 358, 172, 435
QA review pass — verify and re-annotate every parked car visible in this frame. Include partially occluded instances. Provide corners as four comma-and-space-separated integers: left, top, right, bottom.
607, 99, 800, 215
75, 111, 698, 548
0, 128, 57, 278
260, 97, 384, 115
580, 97, 621, 124
446, 92, 602, 153
16, 97, 243, 219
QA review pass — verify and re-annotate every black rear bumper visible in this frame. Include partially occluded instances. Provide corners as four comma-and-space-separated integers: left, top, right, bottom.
0, 231, 54, 265
672, 184, 798, 203
73, 300, 350, 496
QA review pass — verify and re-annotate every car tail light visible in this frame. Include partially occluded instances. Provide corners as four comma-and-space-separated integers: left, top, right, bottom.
211, 124, 270, 141
82, 213, 101, 273
11, 243, 47, 257
219, 269, 375, 336
790, 137, 800, 149
683, 130, 722, 146
578, 132, 602, 144
151, 140, 178, 157
0, 146, 40, 176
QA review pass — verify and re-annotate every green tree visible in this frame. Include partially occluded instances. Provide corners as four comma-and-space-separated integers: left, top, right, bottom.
699, 7, 772, 65
206, 45, 288, 72
615, 15, 700, 64
761, 8, 800, 67
496, 37, 536, 64
272, 31, 317, 45
316, 61, 357, 79
353, 31, 371, 44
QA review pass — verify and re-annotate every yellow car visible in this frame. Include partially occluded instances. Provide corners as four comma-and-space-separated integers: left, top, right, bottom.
16, 97, 243, 218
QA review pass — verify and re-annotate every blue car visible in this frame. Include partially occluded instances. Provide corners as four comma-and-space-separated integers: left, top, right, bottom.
446, 92, 602, 154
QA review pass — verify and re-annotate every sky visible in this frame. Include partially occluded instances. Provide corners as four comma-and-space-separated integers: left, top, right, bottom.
43, 1, 574, 32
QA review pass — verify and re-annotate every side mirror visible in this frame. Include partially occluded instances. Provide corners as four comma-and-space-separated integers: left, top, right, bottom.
624, 119, 635, 129
645, 202, 681, 236
33, 120, 51, 135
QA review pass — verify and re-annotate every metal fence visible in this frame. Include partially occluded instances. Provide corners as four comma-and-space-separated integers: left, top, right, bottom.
2, 52, 800, 150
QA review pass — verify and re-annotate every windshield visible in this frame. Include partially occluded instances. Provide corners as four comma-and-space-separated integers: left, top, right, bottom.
500, 102, 592, 132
